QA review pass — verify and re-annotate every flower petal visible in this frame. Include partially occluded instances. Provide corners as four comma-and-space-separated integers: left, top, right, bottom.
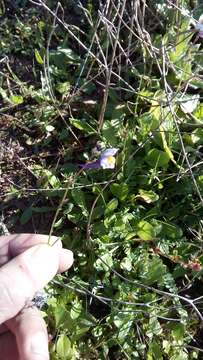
100, 148, 119, 159
100, 156, 116, 169
195, 21, 203, 37
79, 160, 101, 169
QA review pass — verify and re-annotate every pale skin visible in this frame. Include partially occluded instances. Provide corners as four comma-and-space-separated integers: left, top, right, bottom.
0, 233, 74, 360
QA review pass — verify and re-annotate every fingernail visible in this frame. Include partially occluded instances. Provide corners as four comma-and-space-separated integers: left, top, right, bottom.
58, 249, 74, 273
48, 237, 62, 248
66, 249, 74, 265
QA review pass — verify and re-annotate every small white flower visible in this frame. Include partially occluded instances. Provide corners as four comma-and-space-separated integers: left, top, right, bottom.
99, 148, 119, 169
195, 14, 203, 38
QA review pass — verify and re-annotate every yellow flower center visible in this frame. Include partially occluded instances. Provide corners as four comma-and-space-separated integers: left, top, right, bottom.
107, 156, 116, 166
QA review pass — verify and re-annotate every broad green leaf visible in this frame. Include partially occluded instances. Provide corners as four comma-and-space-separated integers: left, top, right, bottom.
146, 316, 162, 338
102, 120, 119, 146
137, 220, 156, 240
56, 47, 80, 62
71, 189, 88, 216
169, 34, 189, 63
136, 189, 159, 203
168, 23, 193, 82
114, 313, 133, 329
194, 103, 203, 118
95, 253, 113, 271
49, 47, 80, 67
54, 305, 75, 330
147, 341, 163, 360
138, 112, 159, 136
55, 305, 68, 328
110, 183, 128, 201
142, 257, 166, 285
145, 148, 170, 168
91, 205, 105, 220
56, 334, 74, 360
171, 323, 185, 341
161, 222, 183, 239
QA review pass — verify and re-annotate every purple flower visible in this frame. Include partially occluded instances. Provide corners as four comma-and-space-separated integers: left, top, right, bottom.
195, 15, 203, 38
80, 148, 119, 170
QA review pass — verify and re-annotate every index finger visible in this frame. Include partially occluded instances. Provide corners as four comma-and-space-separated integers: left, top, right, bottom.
0, 243, 64, 324
0, 234, 61, 266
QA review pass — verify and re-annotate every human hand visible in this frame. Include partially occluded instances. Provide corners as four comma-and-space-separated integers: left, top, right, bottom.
0, 233, 74, 360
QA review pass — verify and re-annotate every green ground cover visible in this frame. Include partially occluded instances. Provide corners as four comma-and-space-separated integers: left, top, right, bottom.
1, 0, 203, 358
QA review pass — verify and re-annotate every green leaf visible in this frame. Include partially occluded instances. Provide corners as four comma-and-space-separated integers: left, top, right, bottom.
110, 183, 128, 201
34, 49, 43, 64
171, 323, 185, 341
170, 351, 188, 360
169, 33, 190, 63
148, 341, 163, 360
137, 189, 159, 203
138, 112, 159, 136
105, 198, 118, 215
70, 301, 82, 320
71, 189, 88, 216
9, 95, 24, 105
191, 128, 203, 144
137, 220, 156, 240
49, 47, 80, 68
146, 316, 162, 339
55, 305, 69, 328
56, 47, 80, 62
102, 120, 119, 146
145, 148, 170, 168
91, 205, 105, 221
48, 174, 61, 188
56, 334, 74, 360
159, 125, 180, 169
142, 256, 166, 285
53, 218, 63, 229
95, 253, 113, 271
56, 81, 71, 94
120, 256, 132, 271
69, 118, 95, 134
